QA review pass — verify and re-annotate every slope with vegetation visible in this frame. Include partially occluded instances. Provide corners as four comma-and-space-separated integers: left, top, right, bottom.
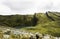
21, 11, 60, 37
0, 11, 60, 37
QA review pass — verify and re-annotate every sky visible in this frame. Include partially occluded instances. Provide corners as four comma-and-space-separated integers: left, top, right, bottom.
0, 0, 60, 15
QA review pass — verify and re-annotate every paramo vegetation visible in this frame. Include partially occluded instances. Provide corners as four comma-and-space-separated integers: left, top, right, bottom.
0, 11, 60, 37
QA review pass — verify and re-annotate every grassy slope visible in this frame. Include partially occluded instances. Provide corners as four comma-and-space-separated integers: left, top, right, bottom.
21, 12, 60, 37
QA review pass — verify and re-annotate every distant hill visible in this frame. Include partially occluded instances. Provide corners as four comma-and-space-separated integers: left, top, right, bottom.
0, 11, 60, 27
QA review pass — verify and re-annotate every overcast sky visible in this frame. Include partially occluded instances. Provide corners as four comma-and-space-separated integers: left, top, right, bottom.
0, 0, 60, 15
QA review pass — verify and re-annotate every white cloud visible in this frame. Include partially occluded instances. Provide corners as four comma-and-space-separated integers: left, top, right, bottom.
0, 0, 60, 15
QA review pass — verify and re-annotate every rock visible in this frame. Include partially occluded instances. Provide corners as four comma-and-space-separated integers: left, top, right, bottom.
3, 34, 10, 39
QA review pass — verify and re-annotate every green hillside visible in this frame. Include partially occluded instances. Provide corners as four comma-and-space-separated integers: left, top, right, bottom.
0, 11, 60, 37
21, 12, 60, 37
